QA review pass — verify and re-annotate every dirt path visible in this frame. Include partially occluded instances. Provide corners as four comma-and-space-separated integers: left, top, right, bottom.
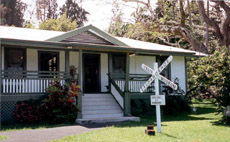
0, 124, 108, 142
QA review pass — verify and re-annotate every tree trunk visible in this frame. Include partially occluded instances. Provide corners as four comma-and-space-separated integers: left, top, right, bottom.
187, 0, 192, 26
206, 0, 209, 48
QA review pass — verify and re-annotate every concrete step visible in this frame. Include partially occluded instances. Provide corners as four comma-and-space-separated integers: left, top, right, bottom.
83, 94, 111, 98
82, 105, 120, 111
83, 113, 123, 119
82, 101, 118, 106
82, 93, 124, 120
76, 117, 140, 124
82, 109, 123, 115
82, 97, 114, 102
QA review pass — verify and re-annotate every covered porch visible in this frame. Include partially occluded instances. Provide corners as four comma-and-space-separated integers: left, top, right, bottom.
0, 42, 157, 122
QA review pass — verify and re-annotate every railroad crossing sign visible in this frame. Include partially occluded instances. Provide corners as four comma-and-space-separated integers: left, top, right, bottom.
140, 55, 178, 133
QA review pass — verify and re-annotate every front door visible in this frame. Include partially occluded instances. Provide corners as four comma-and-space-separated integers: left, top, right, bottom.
83, 53, 100, 93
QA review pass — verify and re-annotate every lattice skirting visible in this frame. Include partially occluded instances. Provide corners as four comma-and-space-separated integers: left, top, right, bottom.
1, 94, 45, 123
1, 101, 17, 123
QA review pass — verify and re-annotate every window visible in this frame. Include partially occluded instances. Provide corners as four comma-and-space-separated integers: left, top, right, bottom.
5, 48, 26, 71
38, 51, 59, 72
159, 56, 170, 79
112, 54, 126, 74
158, 56, 172, 94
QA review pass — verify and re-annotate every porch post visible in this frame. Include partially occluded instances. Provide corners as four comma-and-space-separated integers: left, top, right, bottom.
185, 57, 188, 93
124, 52, 131, 116
65, 50, 70, 73
77, 49, 83, 119
108, 53, 112, 91
0, 46, 2, 127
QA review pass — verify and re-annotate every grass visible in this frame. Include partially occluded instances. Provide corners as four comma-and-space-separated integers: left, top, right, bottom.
53, 103, 230, 142
0, 135, 7, 141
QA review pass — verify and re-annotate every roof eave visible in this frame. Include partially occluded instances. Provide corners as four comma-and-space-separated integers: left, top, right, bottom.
1, 38, 197, 56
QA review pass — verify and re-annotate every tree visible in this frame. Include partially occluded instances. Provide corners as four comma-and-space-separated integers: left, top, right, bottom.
109, 0, 189, 48
188, 46, 230, 124
36, 0, 58, 21
47, 0, 58, 19
0, 0, 27, 27
25, 21, 36, 29
121, 0, 230, 53
108, 0, 127, 37
39, 14, 77, 32
0, 4, 9, 25
60, 0, 89, 27
198, 1, 230, 50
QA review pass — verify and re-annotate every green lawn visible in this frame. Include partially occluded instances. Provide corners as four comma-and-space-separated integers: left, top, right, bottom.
53, 103, 230, 142
0, 135, 7, 141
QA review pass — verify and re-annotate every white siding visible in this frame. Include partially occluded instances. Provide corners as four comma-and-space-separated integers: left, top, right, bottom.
171, 56, 186, 92
101, 53, 108, 92
70, 51, 79, 68
27, 49, 38, 71
130, 55, 156, 74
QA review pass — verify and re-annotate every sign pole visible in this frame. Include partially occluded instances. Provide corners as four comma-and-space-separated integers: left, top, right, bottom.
154, 63, 161, 133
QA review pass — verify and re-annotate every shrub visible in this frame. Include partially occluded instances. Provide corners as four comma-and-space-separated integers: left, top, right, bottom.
163, 95, 190, 115
13, 81, 80, 124
131, 95, 190, 117
131, 99, 154, 117
188, 46, 230, 124
13, 99, 41, 123
39, 81, 80, 123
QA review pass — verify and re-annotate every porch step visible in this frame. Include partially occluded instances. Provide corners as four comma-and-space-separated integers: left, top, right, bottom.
82, 109, 123, 115
82, 105, 120, 111
82, 93, 111, 98
76, 117, 140, 124
81, 93, 124, 119
83, 97, 114, 102
82, 101, 118, 106
83, 113, 123, 119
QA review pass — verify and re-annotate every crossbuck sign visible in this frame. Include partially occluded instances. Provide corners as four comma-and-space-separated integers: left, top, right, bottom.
140, 55, 178, 133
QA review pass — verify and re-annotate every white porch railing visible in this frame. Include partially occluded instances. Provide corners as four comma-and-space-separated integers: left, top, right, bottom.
114, 80, 154, 93
110, 73, 155, 93
1, 70, 72, 94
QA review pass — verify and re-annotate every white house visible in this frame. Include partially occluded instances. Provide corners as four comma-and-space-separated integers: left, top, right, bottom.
0, 25, 204, 123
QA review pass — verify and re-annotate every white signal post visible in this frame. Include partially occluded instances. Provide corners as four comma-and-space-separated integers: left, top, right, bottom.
154, 62, 161, 133
140, 55, 178, 133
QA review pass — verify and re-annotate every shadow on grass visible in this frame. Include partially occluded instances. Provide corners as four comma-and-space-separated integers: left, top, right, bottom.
161, 132, 179, 139
1, 122, 75, 132
211, 119, 230, 127
1, 122, 125, 131
114, 106, 217, 128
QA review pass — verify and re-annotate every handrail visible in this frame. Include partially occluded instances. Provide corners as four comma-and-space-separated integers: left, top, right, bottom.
108, 74, 125, 110
108, 75, 125, 98
110, 73, 151, 80
2, 70, 69, 73
1, 70, 72, 79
